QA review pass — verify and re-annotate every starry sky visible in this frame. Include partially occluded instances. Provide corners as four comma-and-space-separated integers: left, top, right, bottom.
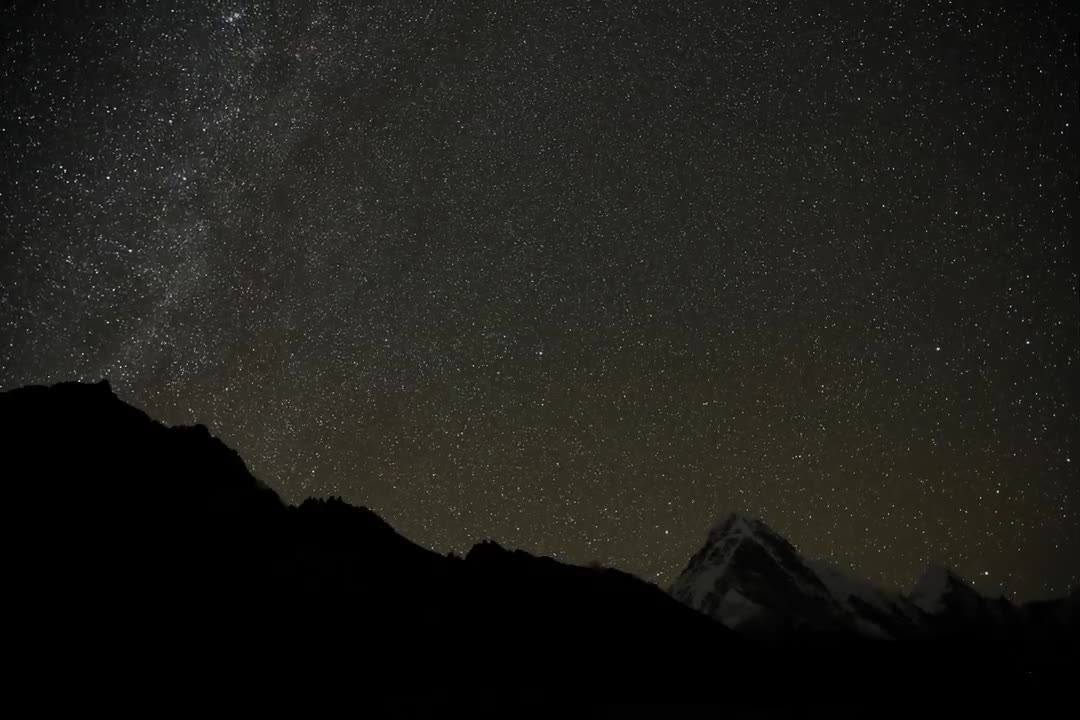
1, 1, 1076, 601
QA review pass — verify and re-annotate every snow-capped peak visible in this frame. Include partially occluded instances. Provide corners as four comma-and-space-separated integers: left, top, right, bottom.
672, 514, 1035, 639
673, 512, 928, 637
682, 512, 823, 602
693, 513, 791, 592
671, 512, 846, 632
909, 564, 975, 613
706, 511, 767, 536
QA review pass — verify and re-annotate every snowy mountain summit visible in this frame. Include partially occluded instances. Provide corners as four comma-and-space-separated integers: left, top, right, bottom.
670, 513, 852, 633
670, 513, 994, 638
909, 563, 1019, 626
910, 564, 979, 613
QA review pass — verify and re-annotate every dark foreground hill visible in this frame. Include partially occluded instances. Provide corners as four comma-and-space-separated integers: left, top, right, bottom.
0, 381, 1075, 711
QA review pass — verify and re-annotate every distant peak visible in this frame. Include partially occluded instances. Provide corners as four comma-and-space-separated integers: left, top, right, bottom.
909, 563, 976, 612
914, 563, 968, 589
710, 511, 757, 528
706, 512, 777, 540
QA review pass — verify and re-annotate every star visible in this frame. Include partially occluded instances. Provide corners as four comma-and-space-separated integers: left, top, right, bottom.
0, 0, 1075, 602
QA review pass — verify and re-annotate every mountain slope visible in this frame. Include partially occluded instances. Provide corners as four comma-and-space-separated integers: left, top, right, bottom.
0, 380, 745, 701
670, 512, 851, 633
808, 559, 925, 638
1, 380, 1074, 708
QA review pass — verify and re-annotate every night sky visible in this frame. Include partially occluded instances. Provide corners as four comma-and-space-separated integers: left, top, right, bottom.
2, 2, 1076, 601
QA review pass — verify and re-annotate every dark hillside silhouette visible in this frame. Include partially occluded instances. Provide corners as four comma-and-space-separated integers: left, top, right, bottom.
1, 381, 1075, 709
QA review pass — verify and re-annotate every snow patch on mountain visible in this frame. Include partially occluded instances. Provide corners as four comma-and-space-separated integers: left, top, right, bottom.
670, 512, 847, 632
809, 559, 924, 639
909, 564, 964, 614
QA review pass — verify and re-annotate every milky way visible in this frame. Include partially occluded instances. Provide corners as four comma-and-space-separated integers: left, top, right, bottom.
2, 1, 1076, 599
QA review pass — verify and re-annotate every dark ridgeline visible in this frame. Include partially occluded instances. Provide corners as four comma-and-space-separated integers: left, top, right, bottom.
0, 380, 1075, 710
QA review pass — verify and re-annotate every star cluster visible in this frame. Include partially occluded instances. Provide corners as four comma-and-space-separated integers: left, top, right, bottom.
1, 1, 1076, 599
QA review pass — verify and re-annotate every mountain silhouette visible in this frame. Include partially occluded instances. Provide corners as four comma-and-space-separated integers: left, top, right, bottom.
1, 381, 1075, 710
